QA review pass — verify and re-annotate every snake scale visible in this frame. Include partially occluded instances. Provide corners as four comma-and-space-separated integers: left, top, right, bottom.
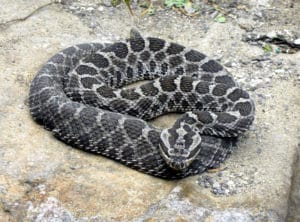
29, 29, 255, 179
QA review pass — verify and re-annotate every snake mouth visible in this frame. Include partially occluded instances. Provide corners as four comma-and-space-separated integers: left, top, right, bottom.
168, 159, 191, 171
159, 143, 198, 171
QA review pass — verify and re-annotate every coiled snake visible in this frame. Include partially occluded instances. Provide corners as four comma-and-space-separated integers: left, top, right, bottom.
29, 29, 255, 179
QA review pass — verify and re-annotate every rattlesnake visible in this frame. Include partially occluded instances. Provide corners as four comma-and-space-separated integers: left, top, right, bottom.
29, 29, 255, 179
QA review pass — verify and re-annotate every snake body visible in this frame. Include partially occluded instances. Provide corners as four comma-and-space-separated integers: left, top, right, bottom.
29, 29, 254, 179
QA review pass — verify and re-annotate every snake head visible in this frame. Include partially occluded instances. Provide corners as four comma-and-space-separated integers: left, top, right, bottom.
159, 119, 202, 171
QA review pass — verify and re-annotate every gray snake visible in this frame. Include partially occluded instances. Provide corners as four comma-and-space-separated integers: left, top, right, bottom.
29, 29, 255, 179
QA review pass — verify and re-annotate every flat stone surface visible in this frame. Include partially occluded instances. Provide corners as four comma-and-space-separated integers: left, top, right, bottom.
0, 0, 51, 24
0, 0, 299, 221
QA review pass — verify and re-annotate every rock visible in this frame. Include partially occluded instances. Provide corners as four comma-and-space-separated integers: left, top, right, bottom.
136, 186, 280, 221
0, 0, 299, 221
242, 30, 300, 53
238, 19, 255, 32
26, 197, 75, 222
0, 0, 51, 24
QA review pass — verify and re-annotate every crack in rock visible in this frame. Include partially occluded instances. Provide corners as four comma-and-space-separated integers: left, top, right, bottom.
0, 1, 58, 30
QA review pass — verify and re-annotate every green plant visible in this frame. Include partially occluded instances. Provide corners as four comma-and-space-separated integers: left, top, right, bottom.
215, 14, 226, 23
111, 0, 133, 15
165, 0, 189, 8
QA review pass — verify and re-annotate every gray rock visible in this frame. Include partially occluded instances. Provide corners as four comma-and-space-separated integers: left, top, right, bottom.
0, 0, 299, 221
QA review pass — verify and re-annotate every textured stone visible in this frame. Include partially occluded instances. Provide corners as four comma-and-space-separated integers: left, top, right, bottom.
0, 0, 299, 221
0, 0, 51, 24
